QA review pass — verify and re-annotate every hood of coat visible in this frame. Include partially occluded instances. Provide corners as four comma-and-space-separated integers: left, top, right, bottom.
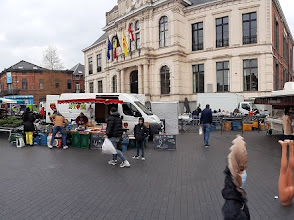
110, 112, 120, 117
222, 167, 247, 202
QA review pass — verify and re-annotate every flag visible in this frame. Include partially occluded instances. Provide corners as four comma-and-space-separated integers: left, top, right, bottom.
114, 34, 120, 59
128, 25, 135, 41
122, 32, 128, 57
107, 37, 113, 60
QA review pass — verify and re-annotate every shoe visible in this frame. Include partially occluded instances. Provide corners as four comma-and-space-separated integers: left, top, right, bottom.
30, 145, 34, 147
63, 146, 68, 149
48, 145, 53, 149
205, 145, 209, 148
120, 160, 131, 168
141, 157, 145, 161
132, 155, 140, 160
108, 160, 117, 166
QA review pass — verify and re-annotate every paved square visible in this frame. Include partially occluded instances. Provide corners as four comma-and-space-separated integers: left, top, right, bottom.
0, 131, 294, 220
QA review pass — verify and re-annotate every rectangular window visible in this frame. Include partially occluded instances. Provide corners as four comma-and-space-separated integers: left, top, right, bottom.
216, 61, 230, 92
75, 75, 80, 80
243, 59, 258, 91
275, 61, 280, 90
97, 54, 102, 72
283, 68, 289, 85
283, 36, 289, 64
89, 82, 94, 93
136, 32, 140, 49
8, 83, 12, 91
274, 19, 279, 51
192, 64, 204, 93
22, 78, 27, 90
88, 57, 93, 75
67, 79, 72, 90
98, 80, 103, 93
243, 12, 257, 44
192, 22, 204, 51
39, 79, 44, 90
75, 82, 80, 93
216, 17, 229, 48
290, 48, 293, 70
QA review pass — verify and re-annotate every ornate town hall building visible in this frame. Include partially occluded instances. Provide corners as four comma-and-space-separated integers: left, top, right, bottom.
83, 0, 293, 103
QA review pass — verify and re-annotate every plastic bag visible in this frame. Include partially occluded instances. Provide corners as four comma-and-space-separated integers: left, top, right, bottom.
102, 138, 117, 155
199, 127, 203, 135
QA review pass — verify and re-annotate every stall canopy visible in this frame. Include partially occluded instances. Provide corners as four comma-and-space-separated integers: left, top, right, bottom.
0, 98, 24, 104
254, 94, 294, 107
58, 98, 123, 104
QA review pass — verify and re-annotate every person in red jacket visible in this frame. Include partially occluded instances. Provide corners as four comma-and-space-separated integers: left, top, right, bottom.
75, 112, 88, 126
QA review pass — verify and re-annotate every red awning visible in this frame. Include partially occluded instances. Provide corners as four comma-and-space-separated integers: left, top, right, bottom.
58, 98, 123, 104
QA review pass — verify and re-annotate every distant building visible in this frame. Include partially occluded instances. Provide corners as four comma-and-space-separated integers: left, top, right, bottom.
0, 60, 75, 104
83, 0, 294, 105
70, 63, 85, 93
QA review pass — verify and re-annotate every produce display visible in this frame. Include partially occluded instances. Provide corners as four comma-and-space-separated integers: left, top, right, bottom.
0, 117, 23, 128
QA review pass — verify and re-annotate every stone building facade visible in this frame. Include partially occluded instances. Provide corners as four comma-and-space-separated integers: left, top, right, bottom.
83, 0, 293, 104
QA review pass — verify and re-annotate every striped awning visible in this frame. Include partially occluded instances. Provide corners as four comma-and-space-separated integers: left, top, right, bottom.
57, 98, 123, 104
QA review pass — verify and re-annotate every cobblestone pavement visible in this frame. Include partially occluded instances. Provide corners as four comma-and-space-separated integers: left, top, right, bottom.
0, 131, 294, 220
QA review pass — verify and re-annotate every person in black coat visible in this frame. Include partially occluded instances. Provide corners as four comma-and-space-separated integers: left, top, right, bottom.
105, 107, 130, 168
132, 117, 149, 160
222, 136, 250, 220
23, 107, 36, 146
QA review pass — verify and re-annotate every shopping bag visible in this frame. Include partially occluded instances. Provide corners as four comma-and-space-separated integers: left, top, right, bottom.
199, 127, 203, 135
102, 138, 117, 155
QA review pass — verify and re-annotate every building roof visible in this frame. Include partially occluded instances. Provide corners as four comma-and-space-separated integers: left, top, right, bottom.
1, 60, 73, 75
5, 60, 46, 72
70, 63, 85, 75
91, 33, 107, 46
189, 0, 217, 5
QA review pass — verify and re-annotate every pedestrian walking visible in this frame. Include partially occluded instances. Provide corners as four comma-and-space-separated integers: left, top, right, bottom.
105, 107, 130, 168
200, 104, 212, 147
48, 111, 69, 149
23, 107, 36, 146
132, 117, 149, 161
282, 108, 293, 140
222, 135, 250, 220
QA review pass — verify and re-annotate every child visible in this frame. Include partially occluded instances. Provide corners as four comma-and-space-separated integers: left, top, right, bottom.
133, 117, 149, 160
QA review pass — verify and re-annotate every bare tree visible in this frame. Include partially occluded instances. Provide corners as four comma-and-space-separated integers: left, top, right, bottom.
42, 45, 64, 70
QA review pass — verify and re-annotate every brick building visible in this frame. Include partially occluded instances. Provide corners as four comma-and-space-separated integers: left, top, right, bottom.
0, 60, 80, 104
70, 63, 85, 93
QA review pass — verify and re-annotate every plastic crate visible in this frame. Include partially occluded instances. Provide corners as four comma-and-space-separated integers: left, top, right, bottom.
80, 134, 90, 149
252, 121, 259, 128
243, 124, 253, 131
72, 132, 81, 148
232, 121, 242, 130
33, 137, 41, 145
210, 126, 216, 131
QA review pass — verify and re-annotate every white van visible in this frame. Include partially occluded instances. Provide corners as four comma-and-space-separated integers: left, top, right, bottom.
46, 93, 163, 136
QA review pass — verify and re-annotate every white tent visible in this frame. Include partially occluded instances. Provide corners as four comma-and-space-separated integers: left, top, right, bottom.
0, 98, 17, 104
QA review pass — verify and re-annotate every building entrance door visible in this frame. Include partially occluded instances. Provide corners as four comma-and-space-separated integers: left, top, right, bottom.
130, 70, 138, 94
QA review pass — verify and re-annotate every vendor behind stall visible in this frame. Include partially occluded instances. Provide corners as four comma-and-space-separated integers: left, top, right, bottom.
75, 112, 88, 126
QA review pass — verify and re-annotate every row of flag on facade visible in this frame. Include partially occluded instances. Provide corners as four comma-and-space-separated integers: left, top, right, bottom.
107, 25, 135, 60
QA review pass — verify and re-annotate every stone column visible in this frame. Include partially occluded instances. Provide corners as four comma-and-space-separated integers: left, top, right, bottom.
138, 65, 143, 94
121, 69, 125, 93
143, 64, 149, 95
117, 70, 121, 93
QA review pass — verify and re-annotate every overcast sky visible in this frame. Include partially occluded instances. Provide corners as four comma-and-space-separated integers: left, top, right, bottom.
0, 0, 293, 71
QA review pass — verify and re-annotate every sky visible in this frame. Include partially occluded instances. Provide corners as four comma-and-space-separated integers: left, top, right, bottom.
0, 0, 293, 71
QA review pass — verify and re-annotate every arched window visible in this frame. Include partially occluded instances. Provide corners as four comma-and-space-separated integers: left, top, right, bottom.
112, 36, 116, 61
129, 23, 135, 52
160, 66, 170, 94
135, 20, 140, 49
112, 75, 117, 93
159, 16, 168, 48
